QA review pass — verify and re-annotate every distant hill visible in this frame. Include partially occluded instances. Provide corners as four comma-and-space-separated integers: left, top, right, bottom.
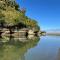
46, 29, 60, 36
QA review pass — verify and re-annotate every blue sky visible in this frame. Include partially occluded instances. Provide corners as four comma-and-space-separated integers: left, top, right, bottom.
16, 0, 60, 30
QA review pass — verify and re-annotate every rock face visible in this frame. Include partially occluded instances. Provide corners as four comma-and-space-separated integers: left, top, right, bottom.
0, 28, 28, 37
28, 29, 35, 35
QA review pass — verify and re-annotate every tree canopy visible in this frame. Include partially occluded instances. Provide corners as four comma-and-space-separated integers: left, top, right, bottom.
0, 0, 40, 31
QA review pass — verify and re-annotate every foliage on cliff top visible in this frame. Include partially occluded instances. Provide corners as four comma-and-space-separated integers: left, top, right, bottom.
0, 0, 40, 31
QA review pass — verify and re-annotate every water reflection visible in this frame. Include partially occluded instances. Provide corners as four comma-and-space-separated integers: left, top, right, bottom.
0, 35, 40, 60
57, 48, 60, 60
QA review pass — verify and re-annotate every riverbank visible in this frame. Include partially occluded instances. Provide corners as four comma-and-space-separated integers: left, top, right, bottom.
0, 28, 40, 37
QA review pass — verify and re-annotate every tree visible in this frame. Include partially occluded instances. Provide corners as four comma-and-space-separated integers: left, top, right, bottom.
0, 0, 40, 33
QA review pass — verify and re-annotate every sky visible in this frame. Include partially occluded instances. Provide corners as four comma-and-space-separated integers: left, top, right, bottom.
16, 0, 60, 30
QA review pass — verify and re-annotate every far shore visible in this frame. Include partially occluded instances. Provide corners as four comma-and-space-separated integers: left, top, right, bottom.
46, 33, 60, 36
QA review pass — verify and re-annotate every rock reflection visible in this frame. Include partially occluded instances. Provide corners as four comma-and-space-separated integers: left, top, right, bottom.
0, 35, 40, 60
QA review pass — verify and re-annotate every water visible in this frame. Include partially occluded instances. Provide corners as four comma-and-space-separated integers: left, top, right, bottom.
0, 36, 60, 60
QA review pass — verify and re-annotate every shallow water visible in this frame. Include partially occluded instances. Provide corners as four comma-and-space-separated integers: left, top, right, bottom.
0, 36, 60, 60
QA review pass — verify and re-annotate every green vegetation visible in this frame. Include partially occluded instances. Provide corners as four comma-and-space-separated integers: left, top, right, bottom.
0, 0, 40, 32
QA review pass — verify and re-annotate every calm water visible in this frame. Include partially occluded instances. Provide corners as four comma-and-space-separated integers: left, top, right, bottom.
0, 36, 60, 60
